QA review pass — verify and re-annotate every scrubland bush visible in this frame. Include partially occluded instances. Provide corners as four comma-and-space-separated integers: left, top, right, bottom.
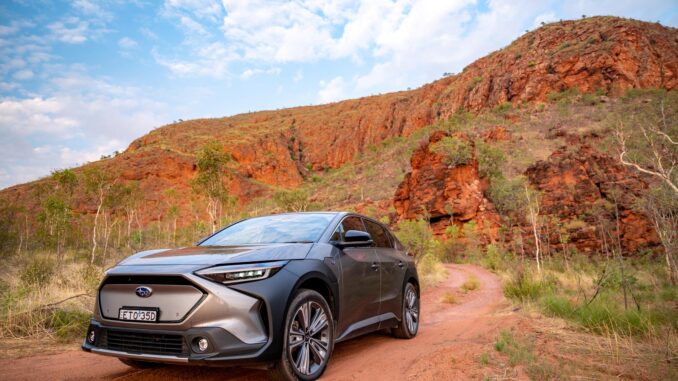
498, 253, 678, 338
461, 275, 480, 291
1, 257, 96, 342
430, 136, 472, 166
394, 219, 446, 287
476, 141, 505, 179
20, 257, 54, 286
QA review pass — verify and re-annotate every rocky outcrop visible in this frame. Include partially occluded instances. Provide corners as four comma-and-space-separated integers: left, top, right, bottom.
393, 136, 660, 255
393, 131, 501, 241
525, 145, 660, 254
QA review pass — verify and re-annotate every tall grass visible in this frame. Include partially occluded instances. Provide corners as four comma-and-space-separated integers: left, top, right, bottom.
0, 252, 102, 342
498, 256, 678, 338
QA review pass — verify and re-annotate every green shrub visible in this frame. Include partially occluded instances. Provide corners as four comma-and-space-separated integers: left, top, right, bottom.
394, 219, 434, 258
581, 92, 599, 105
273, 189, 309, 212
487, 175, 526, 218
482, 244, 510, 270
476, 142, 505, 179
20, 257, 54, 286
444, 224, 459, 238
541, 293, 671, 336
478, 352, 490, 365
430, 136, 472, 166
503, 268, 546, 302
547, 87, 579, 103
492, 102, 512, 114
49, 309, 90, 341
79, 266, 103, 292
470, 76, 483, 90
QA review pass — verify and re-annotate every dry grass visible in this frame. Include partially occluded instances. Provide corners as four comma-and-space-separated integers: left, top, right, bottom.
529, 317, 678, 380
0, 254, 100, 343
441, 292, 458, 304
461, 275, 480, 292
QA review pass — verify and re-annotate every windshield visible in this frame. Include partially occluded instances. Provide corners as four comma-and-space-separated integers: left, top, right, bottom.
199, 213, 335, 246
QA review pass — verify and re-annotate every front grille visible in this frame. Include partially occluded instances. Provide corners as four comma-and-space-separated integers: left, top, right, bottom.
103, 329, 186, 356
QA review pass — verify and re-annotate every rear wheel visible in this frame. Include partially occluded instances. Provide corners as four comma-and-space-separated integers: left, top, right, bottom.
119, 358, 163, 369
392, 282, 419, 339
271, 289, 334, 381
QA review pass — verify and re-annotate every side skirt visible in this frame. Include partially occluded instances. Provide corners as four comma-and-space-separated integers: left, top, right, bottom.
335, 312, 398, 342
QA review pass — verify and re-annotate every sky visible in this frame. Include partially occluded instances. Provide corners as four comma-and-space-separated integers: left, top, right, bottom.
0, 0, 677, 190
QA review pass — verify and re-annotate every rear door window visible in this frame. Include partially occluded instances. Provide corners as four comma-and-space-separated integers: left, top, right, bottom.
363, 219, 392, 248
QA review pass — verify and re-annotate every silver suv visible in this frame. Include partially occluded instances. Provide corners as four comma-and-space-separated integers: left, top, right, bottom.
82, 212, 419, 380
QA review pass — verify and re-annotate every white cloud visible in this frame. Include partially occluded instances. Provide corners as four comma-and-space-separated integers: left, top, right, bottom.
48, 17, 90, 44
153, 41, 239, 78
0, 82, 19, 92
72, 0, 114, 21
318, 76, 346, 103
140, 27, 159, 41
293, 69, 303, 83
240, 67, 281, 80
12, 69, 33, 80
118, 37, 138, 49
0, 73, 168, 189
164, 0, 224, 22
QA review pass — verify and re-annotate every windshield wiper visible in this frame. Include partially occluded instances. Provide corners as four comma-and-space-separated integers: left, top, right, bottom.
280, 240, 314, 244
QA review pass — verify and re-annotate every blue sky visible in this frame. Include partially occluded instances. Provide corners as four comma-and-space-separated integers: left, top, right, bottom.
1, 0, 676, 189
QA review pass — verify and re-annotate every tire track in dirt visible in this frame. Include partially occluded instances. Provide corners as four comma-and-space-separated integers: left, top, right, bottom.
0, 264, 513, 381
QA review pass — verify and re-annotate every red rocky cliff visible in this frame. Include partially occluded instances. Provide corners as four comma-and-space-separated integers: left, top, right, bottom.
393, 131, 501, 241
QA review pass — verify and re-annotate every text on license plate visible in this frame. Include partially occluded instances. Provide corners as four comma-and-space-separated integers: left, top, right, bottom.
119, 309, 158, 322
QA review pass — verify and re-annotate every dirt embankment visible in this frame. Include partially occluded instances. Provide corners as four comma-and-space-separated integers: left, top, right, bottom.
0, 264, 517, 381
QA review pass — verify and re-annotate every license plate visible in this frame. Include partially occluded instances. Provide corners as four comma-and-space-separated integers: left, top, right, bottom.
119, 307, 159, 322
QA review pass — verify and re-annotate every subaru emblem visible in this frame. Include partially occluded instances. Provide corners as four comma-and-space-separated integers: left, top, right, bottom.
135, 286, 153, 298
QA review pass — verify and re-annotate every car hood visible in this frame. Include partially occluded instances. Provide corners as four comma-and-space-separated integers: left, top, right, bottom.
117, 244, 314, 267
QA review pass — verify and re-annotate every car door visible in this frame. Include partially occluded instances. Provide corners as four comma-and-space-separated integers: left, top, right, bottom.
332, 216, 381, 335
363, 219, 406, 318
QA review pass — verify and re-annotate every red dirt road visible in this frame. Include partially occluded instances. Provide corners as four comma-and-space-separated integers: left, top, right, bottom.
2, 264, 515, 381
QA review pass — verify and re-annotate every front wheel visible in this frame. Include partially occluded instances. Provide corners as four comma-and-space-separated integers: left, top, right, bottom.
392, 282, 419, 339
271, 289, 334, 381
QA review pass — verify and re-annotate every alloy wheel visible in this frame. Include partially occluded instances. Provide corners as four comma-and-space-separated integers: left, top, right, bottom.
404, 286, 419, 334
288, 301, 331, 376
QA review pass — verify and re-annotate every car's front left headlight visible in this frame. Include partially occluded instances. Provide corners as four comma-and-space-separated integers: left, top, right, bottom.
195, 261, 288, 285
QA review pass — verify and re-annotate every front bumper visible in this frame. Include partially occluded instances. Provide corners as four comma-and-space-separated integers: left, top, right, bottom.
83, 264, 302, 365
82, 321, 265, 364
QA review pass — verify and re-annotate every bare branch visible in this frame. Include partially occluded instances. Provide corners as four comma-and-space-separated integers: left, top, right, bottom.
617, 121, 678, 195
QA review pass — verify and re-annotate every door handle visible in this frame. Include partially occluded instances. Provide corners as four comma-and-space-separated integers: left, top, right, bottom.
370, 262, 379, 271
397, 261, 405, 268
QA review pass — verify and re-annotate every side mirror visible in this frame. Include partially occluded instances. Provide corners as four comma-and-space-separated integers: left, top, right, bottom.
336, 230, 373, 248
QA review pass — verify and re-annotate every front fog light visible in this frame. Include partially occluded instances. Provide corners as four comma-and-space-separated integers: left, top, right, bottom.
196, 337, 209, 352
87, 330, 96, 344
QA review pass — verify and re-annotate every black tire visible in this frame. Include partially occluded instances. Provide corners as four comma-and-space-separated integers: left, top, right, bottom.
119, 358, 164, 369
270, 289, 334, 381
392, 282, 419, 339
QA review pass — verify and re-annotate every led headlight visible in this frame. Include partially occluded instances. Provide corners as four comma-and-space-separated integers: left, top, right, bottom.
195, 261, 287, 284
